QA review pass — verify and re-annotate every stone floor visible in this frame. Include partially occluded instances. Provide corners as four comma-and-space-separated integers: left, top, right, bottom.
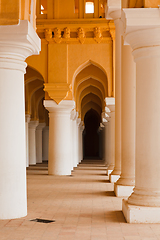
0, 160, 160, 240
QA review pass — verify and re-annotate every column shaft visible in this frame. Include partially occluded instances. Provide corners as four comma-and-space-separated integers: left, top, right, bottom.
25, 115, 30, 167
122, 8, 160, 223
0, 20, 40, 219
36, 123, 46, 163
42, 126, 49, 161
114, 43, 136, 197
29, 121, 39, 165
44, 100, 75, 175
111, 19, 122, 178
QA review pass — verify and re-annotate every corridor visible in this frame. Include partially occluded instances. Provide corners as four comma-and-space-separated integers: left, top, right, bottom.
0, 161, 159, 240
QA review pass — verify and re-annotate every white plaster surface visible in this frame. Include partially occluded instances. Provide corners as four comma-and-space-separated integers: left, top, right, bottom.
0, 20, 40, 219
42, 126, 49, 161
44, 100, 75, 175
36, 123, 46, 163
106, 169, 113, 176
123, 199, 160, 223
109, 174, 120, 183
114, 184, 134, 197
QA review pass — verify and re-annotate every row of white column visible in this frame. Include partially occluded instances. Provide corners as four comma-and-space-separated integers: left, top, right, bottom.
25, 116, 49, 167
105, 5, 160, 223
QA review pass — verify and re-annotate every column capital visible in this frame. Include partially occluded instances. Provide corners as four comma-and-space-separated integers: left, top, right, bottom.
106, 0, 121, 20
100, 123, 105, 128
122, 9, 160, 53
70, 108, 78, 121
102, 117, 109, 126
80, 124, 84, 131
0, 20, 41, 73
36, 123, 46, 130
44, 100, 75, 113
29, 120, 39, 129
105, 97, 115, 113
76, 118, 81, 126
101, 111, 110, 119
105, 97, 115, 105
25, 114, 31, 123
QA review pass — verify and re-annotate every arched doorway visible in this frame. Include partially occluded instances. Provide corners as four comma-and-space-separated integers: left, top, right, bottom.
83, 109, 101, 159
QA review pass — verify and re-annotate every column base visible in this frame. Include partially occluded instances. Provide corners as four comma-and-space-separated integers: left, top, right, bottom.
109, 174, 120, 183
106, 169, 113, 176
122, 199, 160, 223
114, 183, 134, 197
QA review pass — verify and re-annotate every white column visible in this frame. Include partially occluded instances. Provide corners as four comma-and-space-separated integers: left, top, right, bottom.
25, 114, 31, 167
77, 118, 81, 164
110, 19, 122, 181
122, 8, 160, 223
100, 123, 105, 161
107, 3, 122, 181
0, 20, 40, 219
114, 43, 136, 197
102, 116, 110, 167
98, 125, 103, 160
29, 120, 39, 165
79, 122, 84, 163
105, 98, 116, 179
70, 109, 78, 169
36, 122, 46, 163
44, 100, 75, 175
42, 126, 49, 161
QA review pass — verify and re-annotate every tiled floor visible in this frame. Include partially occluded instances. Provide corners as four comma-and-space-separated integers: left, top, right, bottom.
0, 160, 160, 240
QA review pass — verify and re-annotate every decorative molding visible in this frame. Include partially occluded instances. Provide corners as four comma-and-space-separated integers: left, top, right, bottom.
44, 83, 71, 104
37, 19, 114, 45
63, 27, 70, 39
44, 100, 75, 112
77, 27, 86, 44
94, 27, 103, 43
53, 27, 62, 43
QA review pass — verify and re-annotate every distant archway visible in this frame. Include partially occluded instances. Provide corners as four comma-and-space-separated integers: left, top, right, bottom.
83, 109, 101, 159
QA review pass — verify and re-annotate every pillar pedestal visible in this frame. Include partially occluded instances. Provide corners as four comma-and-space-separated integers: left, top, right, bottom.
123, 199, 160, 223
44, 100, 75, 175
36, 123, 46, 163
122, 8, 160, 223
0, 20, 40, 219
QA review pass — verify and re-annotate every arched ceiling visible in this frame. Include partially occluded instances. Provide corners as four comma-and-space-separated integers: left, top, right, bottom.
73, 64, 108, 100
78, 85, 104, 114
81, 93, 102, 111
25, 66, 44, 84
73, 62, 106, 123
76, 78, 105, 106
81, 102, 102, 122
25, 66, 47, 124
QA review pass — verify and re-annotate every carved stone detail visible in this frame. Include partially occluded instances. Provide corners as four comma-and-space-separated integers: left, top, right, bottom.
63, 27, 70, 39
53, 28, 62, 43
94, 27, 103, 43
45, 29, 52, 42
77, 27, 86, 44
